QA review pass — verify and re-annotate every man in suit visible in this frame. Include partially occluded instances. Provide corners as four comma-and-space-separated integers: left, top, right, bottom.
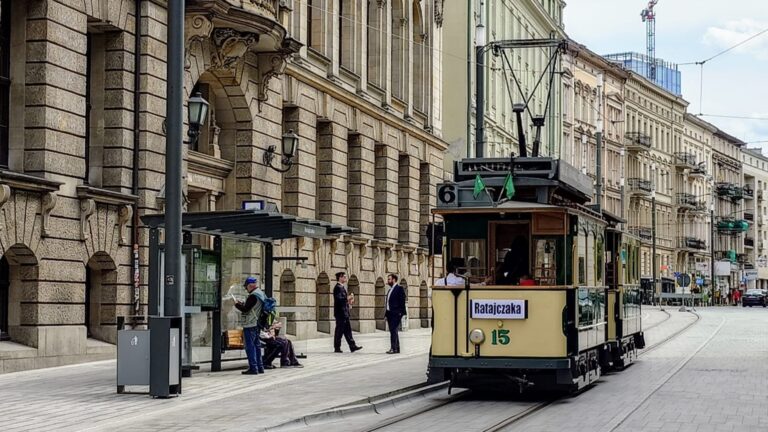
385, 273, 407, 354
333, 271, 362, 353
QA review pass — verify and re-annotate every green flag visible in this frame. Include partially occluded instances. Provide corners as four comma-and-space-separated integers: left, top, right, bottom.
502, 173, 515, 199
473, 174, 486, 198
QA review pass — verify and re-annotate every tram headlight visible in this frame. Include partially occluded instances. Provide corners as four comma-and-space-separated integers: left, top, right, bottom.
469, 328, 485, 345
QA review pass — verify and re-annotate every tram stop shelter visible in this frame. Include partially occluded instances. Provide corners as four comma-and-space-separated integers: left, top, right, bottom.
141, 204, 356, 372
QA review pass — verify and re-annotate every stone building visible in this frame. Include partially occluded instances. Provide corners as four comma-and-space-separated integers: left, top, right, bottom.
0, 0, 445, 372
442, 0, 565, 167
741, 147, 768, 290
622, 71, 688, 285
561, 42, 628, 218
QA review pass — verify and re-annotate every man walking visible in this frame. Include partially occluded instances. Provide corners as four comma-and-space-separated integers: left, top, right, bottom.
235, 276, 265, 375
385, 274, 407, 354
333, 272, 362, 353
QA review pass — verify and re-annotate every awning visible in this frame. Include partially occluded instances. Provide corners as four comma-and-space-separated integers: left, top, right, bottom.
141, 209, 358, 242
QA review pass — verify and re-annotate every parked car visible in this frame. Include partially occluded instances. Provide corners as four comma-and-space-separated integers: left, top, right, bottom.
742, 289, 767, 307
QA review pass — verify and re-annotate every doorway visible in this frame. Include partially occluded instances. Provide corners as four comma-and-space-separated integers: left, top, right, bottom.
489, 221, 530, 285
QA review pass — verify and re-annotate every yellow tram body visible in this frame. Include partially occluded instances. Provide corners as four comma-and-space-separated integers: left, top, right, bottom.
427, 157, 644, 392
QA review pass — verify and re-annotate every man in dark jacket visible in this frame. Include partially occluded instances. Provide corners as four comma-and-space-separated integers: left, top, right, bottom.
385, 273, 407, 354
333, 272, 362, 353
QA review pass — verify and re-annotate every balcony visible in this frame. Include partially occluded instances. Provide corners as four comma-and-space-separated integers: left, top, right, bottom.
759, 190, 767, 201
674, 152, 697, 169
676, 193, 697, 210
715, 182, 743, 201
628, 178, 653, 196
689, 164, 707, 178
743, 186, 754, 200
629, 227, 653, 242
716, 217, 749, 235
678, 236, 706, 250
745, 237, 755, 248
744, 211, 754, 222
624, 132, 651, 152
714, 250, 737, 262
737, 253, 750, 264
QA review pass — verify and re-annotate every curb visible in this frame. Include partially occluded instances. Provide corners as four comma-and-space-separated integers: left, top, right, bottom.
266, 381, 449, 431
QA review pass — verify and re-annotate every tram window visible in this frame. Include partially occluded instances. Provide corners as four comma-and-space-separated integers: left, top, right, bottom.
596, 235, 604, 286
586, 231, 595, 286
577, 231, 586, 285
450, 239, 486, 281
533, 239, 556, 285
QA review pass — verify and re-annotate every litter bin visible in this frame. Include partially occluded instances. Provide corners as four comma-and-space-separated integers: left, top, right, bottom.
149, 316, 182, 398
116, 316, 150, 394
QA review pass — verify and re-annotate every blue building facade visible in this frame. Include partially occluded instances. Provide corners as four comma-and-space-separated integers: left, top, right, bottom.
604, 52, 682, 96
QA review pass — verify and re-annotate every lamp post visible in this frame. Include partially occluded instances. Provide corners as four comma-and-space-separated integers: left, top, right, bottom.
164, 0, 184, 319
651, 163, 660, 309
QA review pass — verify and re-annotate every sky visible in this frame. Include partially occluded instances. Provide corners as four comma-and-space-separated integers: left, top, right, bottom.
563, 0, 768, 152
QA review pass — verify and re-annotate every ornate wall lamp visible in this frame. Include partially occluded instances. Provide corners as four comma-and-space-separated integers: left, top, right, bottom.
264, 130, 299, 173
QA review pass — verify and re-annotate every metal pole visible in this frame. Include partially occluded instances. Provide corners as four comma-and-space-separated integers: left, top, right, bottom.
595, 73, 604, 213
652, 193, 660, 308
164, 0, 184, 318
474, 7, 485, 159
711, 208, 715, 306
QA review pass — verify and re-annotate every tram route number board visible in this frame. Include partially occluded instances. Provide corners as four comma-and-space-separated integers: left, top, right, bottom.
470, 299, 528, 320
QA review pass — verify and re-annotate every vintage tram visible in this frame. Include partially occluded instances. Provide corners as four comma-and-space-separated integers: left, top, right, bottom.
427, 157, 644, 392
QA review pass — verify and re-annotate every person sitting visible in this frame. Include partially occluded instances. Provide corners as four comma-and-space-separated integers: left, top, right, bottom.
434, 260, 465, 286
518, 274, 536, 286
259, 322, 303, 369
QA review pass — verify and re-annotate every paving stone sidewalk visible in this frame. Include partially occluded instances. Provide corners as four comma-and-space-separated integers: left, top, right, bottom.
0, 308, 671, 432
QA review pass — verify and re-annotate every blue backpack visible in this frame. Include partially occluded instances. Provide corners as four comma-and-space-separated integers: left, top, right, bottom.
254, 290, 278, 328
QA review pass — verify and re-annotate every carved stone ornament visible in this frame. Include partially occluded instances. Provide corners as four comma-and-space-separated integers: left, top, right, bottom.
211, 28, 260, 72
256, 52, 288, 109
117, 204, 133, 245
41, 192, 57, 237
0, 184, 9, 232
434, 0, 444, 28
80, 198, 96, 241
185, 15, 215, 70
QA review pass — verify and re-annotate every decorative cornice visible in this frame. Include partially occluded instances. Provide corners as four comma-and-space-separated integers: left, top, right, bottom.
0, 170, 62, 193
188, 150, 235, 178
76, 185, 138, 206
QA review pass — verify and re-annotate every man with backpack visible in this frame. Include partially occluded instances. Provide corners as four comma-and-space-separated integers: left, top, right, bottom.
235, 276, 265, 375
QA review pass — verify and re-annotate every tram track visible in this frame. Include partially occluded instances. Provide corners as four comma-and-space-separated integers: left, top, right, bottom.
358, 309, 701, 432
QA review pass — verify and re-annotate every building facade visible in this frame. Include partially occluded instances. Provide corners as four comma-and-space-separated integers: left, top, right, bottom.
442, 0, 565, 171
0, 0, 445, 372
623, 72, 687, 290
742, 147, 768, 290
561, 42, 628, 217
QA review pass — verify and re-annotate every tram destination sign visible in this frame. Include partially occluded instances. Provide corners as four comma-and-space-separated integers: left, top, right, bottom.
470, 299, 528, 320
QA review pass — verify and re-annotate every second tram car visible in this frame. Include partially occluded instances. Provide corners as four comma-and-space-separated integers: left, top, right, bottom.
427, 157, 644, 393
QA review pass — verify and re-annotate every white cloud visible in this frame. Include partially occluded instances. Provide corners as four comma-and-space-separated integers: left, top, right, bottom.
703, 19, 768, 60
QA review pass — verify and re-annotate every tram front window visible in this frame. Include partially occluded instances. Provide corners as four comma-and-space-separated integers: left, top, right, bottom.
449, 239, 486, 283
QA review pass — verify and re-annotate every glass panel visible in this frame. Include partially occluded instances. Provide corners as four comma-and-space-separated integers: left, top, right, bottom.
586, 231, 595, 285
189, 311, 213, 363
596, 235, 604, 285
449, 239, 486, 283
533, 239, 556, 285
191, 249, 219, 309
577, 231, 586, 285
221, 239, 264, 333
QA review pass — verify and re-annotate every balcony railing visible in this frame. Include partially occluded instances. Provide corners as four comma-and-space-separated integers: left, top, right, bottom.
716, 182, 743, 201
744, 211, 754, 222
714, 250, 737, 262
676, 193, 697, 208
629, 227, 653, 241
628, 178, 653, 196
689, 165, 707, 177
716, 217, 750, 235
678, 236, 706, 250
624, 132, 651, 152
737, 253, 749, 264
745, 237, 755, 248
743, 186, 754, 199
674, 152, 697, 169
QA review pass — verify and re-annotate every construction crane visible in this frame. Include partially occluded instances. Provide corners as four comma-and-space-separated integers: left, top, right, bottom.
641, 0, 658, 80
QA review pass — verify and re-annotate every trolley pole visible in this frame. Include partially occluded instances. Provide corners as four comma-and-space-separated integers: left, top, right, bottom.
474, 3, 485, 158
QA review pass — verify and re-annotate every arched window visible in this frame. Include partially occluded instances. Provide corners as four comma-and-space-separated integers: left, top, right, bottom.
0, 0, 11, 167
367, 0, 383, 86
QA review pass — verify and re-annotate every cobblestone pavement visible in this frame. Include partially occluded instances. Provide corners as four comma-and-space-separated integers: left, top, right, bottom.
0, 307, 676, 432
330, 306, 766, 432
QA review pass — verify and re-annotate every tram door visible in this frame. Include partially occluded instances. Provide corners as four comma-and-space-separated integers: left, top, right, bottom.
489, 222, 530, 285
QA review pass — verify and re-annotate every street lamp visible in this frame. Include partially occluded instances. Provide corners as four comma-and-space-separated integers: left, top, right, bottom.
187, 92, 209, 148
263, 130, 300, 173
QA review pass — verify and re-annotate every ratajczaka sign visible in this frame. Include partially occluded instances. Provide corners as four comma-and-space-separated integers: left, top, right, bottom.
470, 299, 528, 319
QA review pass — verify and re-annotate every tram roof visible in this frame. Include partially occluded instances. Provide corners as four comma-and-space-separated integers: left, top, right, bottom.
432, 200, 598, 217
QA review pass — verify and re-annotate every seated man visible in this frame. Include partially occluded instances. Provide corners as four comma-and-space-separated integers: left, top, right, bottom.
259, 322, 303, 369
